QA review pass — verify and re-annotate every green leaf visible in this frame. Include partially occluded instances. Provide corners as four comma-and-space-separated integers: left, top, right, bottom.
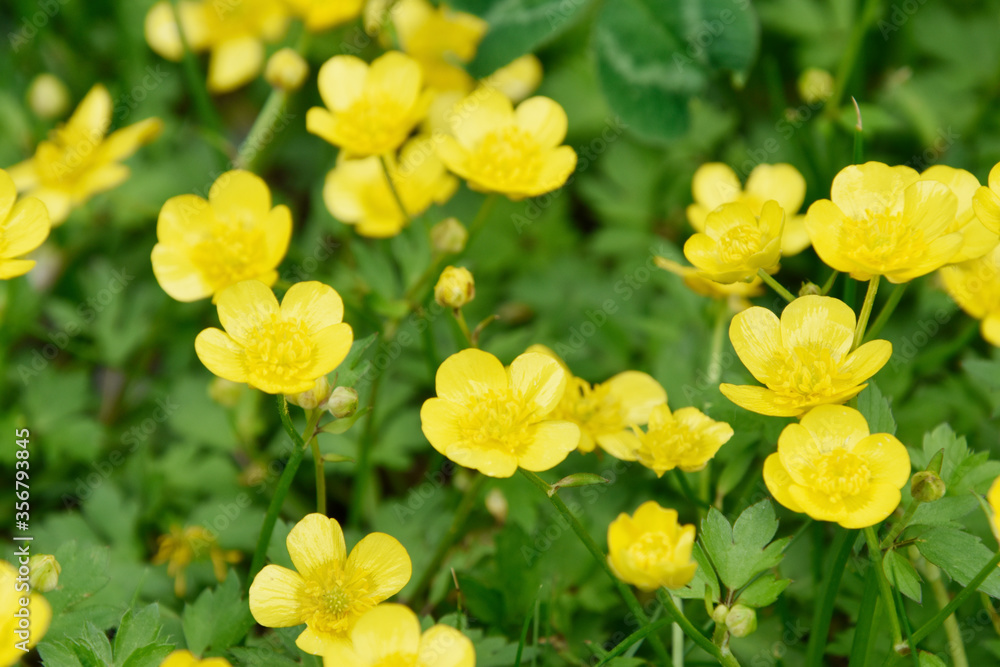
856, 382, 897, 435
883, 549, 923, 603
736, 573, 791, 608
113, 605, 165, 666
320, 406, 370, 435
674, 543, 721, 601
908, 495, 979, 528
70, 623, 113, 667
119, 644, 175, 667
916, 526, 1000, 597
228, 648, 302, 667
913, 424, 1000, 495
182, 575, 254, 656
38, 642, 85, 667
700, 500, 788, 591
963, 354, 1000, 417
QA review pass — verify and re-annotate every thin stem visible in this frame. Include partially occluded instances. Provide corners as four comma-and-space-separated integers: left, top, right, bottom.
408, 474, 487, 606
848, 564, 881, 667
673, 469, 711, 510
881, 500, 920, 549
309, 423, 326, 515
466, 193, 499, 244
805, 528, 854, 667
672, 595, 685, 667
825, 0, 883, 119
167, 0, 224, 137
348, 369, 382, 528
453, 309, 473, 347
892, 576, 921, 667
657, 589, 741, 667
380, 154, 411, 224
910, 549, 1000, 646
853, 276, 880, 350
595, 618, 674, 666
235, 90, 288, 171
865, 282, 907, 342
518, 470, 673, 665
821, 270, 840, 296
756, 269, 795, 303
920, 559, 969, 667
706, 304, 728, 388
864, 525, 903, 648
852, 96, 865, 164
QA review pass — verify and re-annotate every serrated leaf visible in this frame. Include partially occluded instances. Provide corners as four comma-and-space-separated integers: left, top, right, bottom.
113, 604, 164, 666
915, 424, 1000, 495
119, 644, 174, 667
883, 549, 923, 603
735, 573, 791, 608
916, 526, 1000, 597
701, 500, 788, 591
674, 543, 721, 601
70, 624, 113, 667
228, 647, 302, 667
38, 642, 85, 667
856, 382, 897, 435
182, 575, 254, 656
909, 495, 979, 528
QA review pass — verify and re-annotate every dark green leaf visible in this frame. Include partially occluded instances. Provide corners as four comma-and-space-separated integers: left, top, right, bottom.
916, 527, 1000, 597
883, 549, 923, 603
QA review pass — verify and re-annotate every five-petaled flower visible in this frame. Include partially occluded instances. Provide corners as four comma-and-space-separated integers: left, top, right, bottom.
683, 200, 784, 284
607, 501, 698, 591
631, 404, 734, 476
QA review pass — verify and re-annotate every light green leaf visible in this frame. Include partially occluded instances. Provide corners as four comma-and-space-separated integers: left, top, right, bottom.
883, 549, 923, 603
857, 382, 897, 435
700, 500, 788, 591
736, 573, 791, 608
916, 526, 1000, 597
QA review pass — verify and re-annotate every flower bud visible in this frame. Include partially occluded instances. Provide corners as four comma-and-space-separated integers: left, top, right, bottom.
286, 376, 332, 410
435, 266, 475, 309
265, 48, 309, 92
911, 470, 946, 503
725, 604, 757, 638
798, 282, 822, 296
485, 487, 508, 524
326, 386, 359, 418
209, 377, 244, 407
28, 554, 61, 592
430, 217, 468, 254
27, 74, 70, 119
712, 604, 730, 624
798, 68, 834, 105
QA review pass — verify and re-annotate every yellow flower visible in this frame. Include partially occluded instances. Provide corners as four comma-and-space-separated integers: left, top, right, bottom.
391, 0, 487, 92
152, 525, 242, 597
434, 266, 475, 309
151, 170, 292, 302
160, 650, 232, 667
282, 0, 363, 32
607, 501, 698, 591
1, 560, 51, 667
988, 476, 1000, 543
195, 280, 354, 394
940, 243, 1000, 347
248, 513, 412, 655
7, 84, 162, 225
683, 200, 784, 284
632, 404, 734, 476
321, 604, 474, 667
0, 169, 50, 280
654, 257, 763, 309
307, 52, 428, 158
763, 405, 910, 528
420, 348, 581, 478
437, 87, 577, 200
265, 48, 309, 91
145, 0, 289, 92
688, 162, 812, 256
804, 161, 963, 283
973, 161, 1000, 236
720, 295, 893, 417
527, 345, 667, 460
919, 165, 998, 263
487, 55, 544, 103
323, 136, 457, 238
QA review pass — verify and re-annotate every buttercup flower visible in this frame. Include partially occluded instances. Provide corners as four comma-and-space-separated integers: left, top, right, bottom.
973, 161, 1000, 236
688, 163, 811, 255
683, 200, 784, 283
160, 650, 232, 667
919, 165, 998, 263
805, 161, 963, 282
632, 404, 734, 476
151, 170, 292, 302
152, 525, 242, 597
283, 0, 363, 31
323, 136, 457, 238
145, 0, 289, 92
0, 169, 50, 280
249, 514, 412, 655
436, 87, 577, 200
1, 560, 51, 666
763, 405, 910, 528
321, 604, 475, 667
195, 280, 354, 394
7, 84, 162, 225
654, 257, 763, 309
940, 244, 1000, 347
420, 349, 581, 478
607, 501, 698, 591
720, 295, 893, 417
391, 0, 487, 91
434, 266, 475, 309
307, 52, 428, 158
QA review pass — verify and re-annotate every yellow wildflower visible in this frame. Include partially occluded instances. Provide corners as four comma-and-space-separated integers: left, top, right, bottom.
654, 257, 763, 309
321, 604, 475, 667
763, 405, 910, 528
687, 162, 812, 256
720, 296, 893, 417
437, 87, 577, 200
804, 161, 963, 282
195, 280, 354, 394
434, 266, 475, 309
307, 52, 428, 158
145, 0, 289, 92
607, 501, 698, 591
7, 84, 162, 225
973, 161, 1000, 236
249, 513, 412, 655
151, 170, 292, 302
265, 48, 309, 91
0, 169, 50, 280
488, 55, 544, 103
940, 243, 1000, 347
323, 136, 457, 238
391, 0, 487, 91
160, 650, 232, 667
420, 348, 581, 478
683, 200, 784, 284
919, 165, 998, 263
282, 0, 363, 32
632, 404, 734, 476
152, 525, 242, 597
1, 560, 51, 666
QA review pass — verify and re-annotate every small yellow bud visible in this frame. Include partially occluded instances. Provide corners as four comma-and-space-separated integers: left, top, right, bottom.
430, 217, 468, 254
286, 376, 332, 410
911, 471, 946, 503
326, 386, 359, 418
28, 554, 61, 592
27, 74, 70, 119
434, 266, 475, 309
712, 604, 730, 624
209, 377, 244, 407
485, 487, 508, 524
798, 68, 835, 105
725, 604, 757, 637
265, 48, 309, 92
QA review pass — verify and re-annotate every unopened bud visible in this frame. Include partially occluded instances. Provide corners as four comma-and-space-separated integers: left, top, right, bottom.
286, 376, 332, 410
326, 386, 359, 418
725, 604, 757, 637
28, 74, 70, 119
712, 604, 730, 624
209, 377, 244, 407
265, 48, 309, 91
911, 471, 946, 503
798, 68, 834, 105
798, 282, 821, 296
434, 266, 475, 309
430, 217, 468, 254
485, 488, 508, 524
28, 554, 61, 592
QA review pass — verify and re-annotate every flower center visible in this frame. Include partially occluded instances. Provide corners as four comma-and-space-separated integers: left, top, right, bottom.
340, 94, 410, 155
770, 346, 850, 399
458, 388, 539, 456
372, 655, 418, 667
302, 568, 375, 638
716, 224, 763, 265
553, 378, 621, 438
241, 314, 314, 384
841, 210, 927, 269
189, 216, 269, 290
637, 421, 698, 470
627, 532, 674, 570
812, 449, 871, 503
467, 126, 543, 189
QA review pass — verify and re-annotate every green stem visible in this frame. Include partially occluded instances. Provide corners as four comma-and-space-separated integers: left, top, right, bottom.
235, 90, 288, 171
881, 500, 920, 549
892, 575, 921, 667
518, 470, 673, 665
864, 525, 903, 648
309, 416, 326, 514
595, 618, 675, 666
853, 276, 880, 350
380, 154, 411, 224
848, 564, 881, 667
167, 0, 224, 137
825, 0, 883, 119
348, 370, 382, 528
805, 528, 854, 667
706, 304, 728, 387
408, 474, 487, 606
657, 589, 741, 667
921, 560, 969, 667
821, 270, 840, 296
453, 309, 473, 347
909, 549, 1000, 647
672, 595, 685, 667
673, 469, 711, 510
466, 193, 499, 244
865, 282, 907, 342
756, 269, 795, 303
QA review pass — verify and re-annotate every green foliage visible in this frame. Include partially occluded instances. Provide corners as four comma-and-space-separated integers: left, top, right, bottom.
916, 527, 1000, 597
181, 575, 254, 657
38, 605, 174, 667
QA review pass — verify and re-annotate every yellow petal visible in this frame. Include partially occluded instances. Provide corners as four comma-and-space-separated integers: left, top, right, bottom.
317, 55, 369, 111
66, 85, 112, 142
836, 482, 902, 529
0, 258, 36, 279
508, 352, 566, 415
798, 404, 870, 449
368, 51, 423, 109
304, 323, 353, 379
514, 97, 568, 149
973, 186, 1000, 235
418, 624, 476, 667
780, 295, 855, 358
763, 453, 803, 512
194, 328, 248, 383
216, 280, 280, 344
263, 205, 293, 267
287, 514, 347, 579
840, 340, 892, 386
446, 440, 519, 477
902, 180, 957, 239
306, 106, 341, 146
345, 533, 412, 600
804, 199, 856, 274
450, 86, 513, 148
350, 604, 421, 661
831, 162, 917, 220
208, 36, 264, 92
297, 626, 343, 656
603, 371, 667, 424
280, 281, 345, 332
719, 383, 805, 417
322, 644, 364, 667
729, 306, 782, 384
852, 433, 911, 489
436, 348, 508, 403
781, 214, 812, 255
596, 430, 641, 460
518, 420, 580, 470
209, 170, 272, 224
420, 397, 464, 455
99, 117, 163, 163
984, 314, 1000, 347
534, 145, 577, 195
248, 564, 306, 627
692, 163, 741, 212
0, 169, 16, 220
2, 197, 50, 257
746, 164, 805, 214
151, 244, 213, 301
